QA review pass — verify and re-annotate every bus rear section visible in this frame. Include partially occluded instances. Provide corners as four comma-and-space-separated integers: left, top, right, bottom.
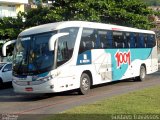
76, 27, 158, 93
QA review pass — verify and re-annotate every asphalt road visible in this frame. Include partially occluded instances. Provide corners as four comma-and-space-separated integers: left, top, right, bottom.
0, 69, 160, 119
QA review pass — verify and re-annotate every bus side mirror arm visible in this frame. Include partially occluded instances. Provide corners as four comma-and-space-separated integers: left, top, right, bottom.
49, 33, 69, 51
2, 40, 16, 56
49, 32, 69, 69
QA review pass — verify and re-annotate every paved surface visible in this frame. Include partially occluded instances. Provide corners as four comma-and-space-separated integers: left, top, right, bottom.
0, 69, 160, 119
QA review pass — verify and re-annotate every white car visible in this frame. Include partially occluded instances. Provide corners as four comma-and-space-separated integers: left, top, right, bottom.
0, 62, 12, 85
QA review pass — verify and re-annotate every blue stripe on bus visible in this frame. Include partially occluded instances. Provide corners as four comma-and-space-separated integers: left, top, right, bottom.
76, 48, 152, 81
77, 50, 92, 65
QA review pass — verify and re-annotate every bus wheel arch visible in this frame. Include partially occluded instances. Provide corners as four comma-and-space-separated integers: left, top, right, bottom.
78, 70, 92, 95
136, 64, 146, 81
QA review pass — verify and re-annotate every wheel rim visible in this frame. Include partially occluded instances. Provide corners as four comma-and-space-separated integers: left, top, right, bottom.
82, 77, 89, 91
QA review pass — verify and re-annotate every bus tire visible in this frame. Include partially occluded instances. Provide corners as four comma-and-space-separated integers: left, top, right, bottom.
136, 65, 146, 81
79, 73, 91, 95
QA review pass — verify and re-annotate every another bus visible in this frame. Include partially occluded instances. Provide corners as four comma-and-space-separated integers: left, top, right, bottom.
3, 21, 158, 94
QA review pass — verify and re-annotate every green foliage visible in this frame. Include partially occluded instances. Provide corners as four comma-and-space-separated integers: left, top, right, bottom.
0, 12, 24, 40
100, 0, 154, 29
24, 6, 51, 27
47, 0, 154, 29
45, 85, 160, 120
0, 0, 157, 43
141, 0, 160, 6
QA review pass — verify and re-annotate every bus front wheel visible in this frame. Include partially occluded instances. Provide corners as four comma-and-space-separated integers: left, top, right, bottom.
136, 65, 146, 81
79, 73, 91, 95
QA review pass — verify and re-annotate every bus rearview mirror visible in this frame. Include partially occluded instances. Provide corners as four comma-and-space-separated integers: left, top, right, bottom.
49, 33, 69, 51
2, 40, 16, 56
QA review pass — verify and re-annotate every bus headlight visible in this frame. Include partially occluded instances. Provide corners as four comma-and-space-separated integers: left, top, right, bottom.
39, 75, 53, 82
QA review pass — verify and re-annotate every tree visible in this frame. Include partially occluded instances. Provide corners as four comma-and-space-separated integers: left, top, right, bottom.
141, 0, 160, 6
47, 0, 154, 29
1, 0, 158, 56
0, 12, 24, 40
24, 6, 51, 27
0, 0, 157, 42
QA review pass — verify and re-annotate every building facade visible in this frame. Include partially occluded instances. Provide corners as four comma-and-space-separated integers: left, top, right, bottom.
0, 0, 28, 18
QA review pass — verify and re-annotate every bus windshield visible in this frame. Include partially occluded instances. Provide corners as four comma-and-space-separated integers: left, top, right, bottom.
13, 31, 57, 76
12, 27, 79, 76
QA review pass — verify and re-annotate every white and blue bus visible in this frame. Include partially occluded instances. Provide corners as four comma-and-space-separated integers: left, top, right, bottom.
3, 21, 158, 94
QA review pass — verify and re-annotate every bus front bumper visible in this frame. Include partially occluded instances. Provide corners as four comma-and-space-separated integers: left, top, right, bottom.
12, 80, 56, 93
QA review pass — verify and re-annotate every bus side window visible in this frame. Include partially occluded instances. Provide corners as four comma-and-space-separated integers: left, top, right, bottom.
57, 27, 79, 67
89, 32, 97, 49
147, 35, 151, 48
129, 32, 135, 48
152, 35, 156, 47
79, 28, 96, 54
98, 30, 109, 49
144, 34, 147, 48
107, 31, 113, 48
148, 34, 156, 48
124, 32, 130, 48
113, 31, 124, 48
95, 31, 101, 49
137, 34, 145, 48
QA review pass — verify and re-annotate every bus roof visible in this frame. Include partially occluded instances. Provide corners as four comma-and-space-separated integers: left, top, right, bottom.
19, 21, 155, 36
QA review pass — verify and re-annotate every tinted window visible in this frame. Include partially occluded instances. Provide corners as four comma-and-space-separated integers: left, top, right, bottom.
113, 31, 124, 48
3, 64, 12, 71
57, 27, 79, 67
98, 30, 113, 48
147, 34, 156, 48
79, 29, 156, 50
107, 31, 113, 48
144, 34, 147, 48
128, 33, 135, 48
0, 63, 5, 70
124, 32, 130, 48
79, 28, 97, 54
137, 34, 145, 48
